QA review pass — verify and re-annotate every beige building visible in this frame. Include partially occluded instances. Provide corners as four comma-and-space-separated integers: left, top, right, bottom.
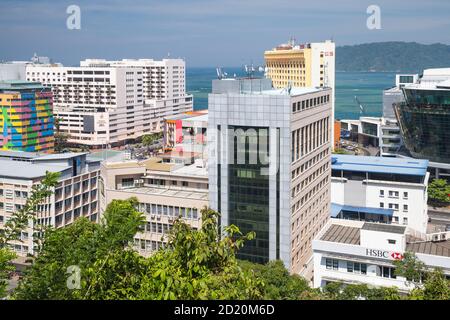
0, 151, 100, 256
99, 157, 208, 256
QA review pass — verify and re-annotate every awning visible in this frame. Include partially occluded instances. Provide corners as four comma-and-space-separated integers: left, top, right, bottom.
331, 203, 394, 217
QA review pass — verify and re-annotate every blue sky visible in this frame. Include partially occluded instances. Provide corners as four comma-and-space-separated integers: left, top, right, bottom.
1, 0, 449, 67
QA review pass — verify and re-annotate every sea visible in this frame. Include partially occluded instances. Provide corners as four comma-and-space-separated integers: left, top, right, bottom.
186, 67, 397, 120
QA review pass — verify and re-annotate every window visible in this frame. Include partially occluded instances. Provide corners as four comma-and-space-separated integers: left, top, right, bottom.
380, 202, 384, 208
403, 192, 408, 199
403, 204, 408, 212
347, 261, 367, 274
122, 178, 134, 188
378, 266, 396, 279
388, 239, 396, 244
325, 258, 338, 270
388, 203, 399, 211
403, 217, 408, 225
379, 190, 384, 197
388, 190, 399, 198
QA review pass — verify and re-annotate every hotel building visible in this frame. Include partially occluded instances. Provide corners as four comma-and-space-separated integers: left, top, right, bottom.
264, 40, 336, 145
331, 155, 429, 235
0, 80, 54, 153
313, 219, 449, 291
208, 78, 332, 277
99, 156, 208, 256
0, 151, 100, 256
26, 58, 193, 148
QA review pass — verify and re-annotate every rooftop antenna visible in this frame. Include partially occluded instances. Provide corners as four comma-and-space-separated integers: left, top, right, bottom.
216, 67, 227, 80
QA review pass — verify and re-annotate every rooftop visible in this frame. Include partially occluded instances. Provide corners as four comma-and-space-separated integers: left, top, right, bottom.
115, 185, 208, 201
320, 224, 360, 245
331, 154, 428, 176
0, 150, 39, 159
34, 152, 88, 161
0, 159, 70, 179
361, 223, 406, 234
406, 240, 450, 257
0, 80, 45, 91
260, 87, 328, 97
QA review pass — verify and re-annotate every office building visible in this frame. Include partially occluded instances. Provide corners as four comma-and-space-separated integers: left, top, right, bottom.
0, 151, 100, 256
0, 53, 53, 81
99, 156, 208, 256
0, 80, 54, 153
208, 77, 332, 277
331, 155, 429, 234
313, 219, 449, 291
164, 110, 208, 154
394, 68, 450, 179
264, 39, 336, 144
26, 58, 193, 148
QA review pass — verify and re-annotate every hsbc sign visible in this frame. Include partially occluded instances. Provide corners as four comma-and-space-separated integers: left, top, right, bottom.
366, 249, 403, 260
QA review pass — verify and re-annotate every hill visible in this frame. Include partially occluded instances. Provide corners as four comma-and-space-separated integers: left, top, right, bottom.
336, 42, 450, 72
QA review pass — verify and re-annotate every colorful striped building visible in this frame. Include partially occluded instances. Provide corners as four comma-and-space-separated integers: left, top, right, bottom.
0, 80, 54, 153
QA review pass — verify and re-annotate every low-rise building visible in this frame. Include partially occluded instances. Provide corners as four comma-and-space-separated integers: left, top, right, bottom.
99, 156, 208, 256
313, 219, 450, 292
331, 154, 429, 234
0, 151, 100, 256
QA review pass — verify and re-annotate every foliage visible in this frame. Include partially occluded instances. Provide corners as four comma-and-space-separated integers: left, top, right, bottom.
239, 260, 311, 300
54, 117, 70, 153
427, 179, 450, 205
13, 198, 144, 300
332, 148, 349, 155
394, 251, 426, 284
141, 132, 163, 147
0, 248, 16, 298
0, 172, 60, 249
336, 42, 450, 72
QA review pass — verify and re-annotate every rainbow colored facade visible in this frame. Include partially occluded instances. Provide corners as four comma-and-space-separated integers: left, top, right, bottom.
0, 81, 54, 153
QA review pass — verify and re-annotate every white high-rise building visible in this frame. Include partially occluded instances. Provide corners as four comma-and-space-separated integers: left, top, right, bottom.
26, 58, 193, 148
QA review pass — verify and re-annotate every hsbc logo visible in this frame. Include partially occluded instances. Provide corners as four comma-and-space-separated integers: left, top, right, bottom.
391, 252, 403, 260
366, 249, 403, 260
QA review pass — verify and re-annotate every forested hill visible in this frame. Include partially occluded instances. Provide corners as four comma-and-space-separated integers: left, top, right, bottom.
336, 42, 450, 72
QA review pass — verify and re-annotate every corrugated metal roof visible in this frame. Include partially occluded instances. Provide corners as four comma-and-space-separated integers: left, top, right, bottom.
0, 159, 70, 179
362, 223, 406, 234
320, 224, 361, 245
331, 154, 428, 176
406, 240, 450, 257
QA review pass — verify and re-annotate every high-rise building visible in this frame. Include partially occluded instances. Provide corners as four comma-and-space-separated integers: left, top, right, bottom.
208, 78, 332, 277
264, 40, 336, 145
0, 80, 54, 153
26, 58, 193, 148
394, 68, 450, 178
0, 151, 100, 256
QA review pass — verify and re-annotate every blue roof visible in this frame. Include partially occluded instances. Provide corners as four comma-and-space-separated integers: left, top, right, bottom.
331, 154, 428, 176
331, 203, 393, 217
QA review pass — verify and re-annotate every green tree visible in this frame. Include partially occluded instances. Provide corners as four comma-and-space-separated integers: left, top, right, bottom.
54, 117, 70, 153
0, 171, 59, 299
239, 260, 311, 299
427, 178, 450, 205
394, 251, 426, 284
14, 198, 144, 300
0, 248, 16, 298
141, 132, 163, 147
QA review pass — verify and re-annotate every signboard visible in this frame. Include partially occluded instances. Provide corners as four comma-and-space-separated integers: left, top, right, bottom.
365, 249, 403, 260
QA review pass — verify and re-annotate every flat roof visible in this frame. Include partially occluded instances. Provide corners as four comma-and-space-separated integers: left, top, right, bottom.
34, 152, 88, 161
115, 186, 208, 201
0, 159, 70, 179
331, 154, 428, 176
320, 224, 361, 245
362, 223, 406, 234
0, 150, 39, 159
0, 80, 44, 91
260, 87, 328, 96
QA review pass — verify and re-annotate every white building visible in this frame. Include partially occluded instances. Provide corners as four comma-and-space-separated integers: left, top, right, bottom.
208, 78, 332, 277
331, 154, 429, 235
0, 151, 100, 256
26, 58, 193, 147
313, 219, 450, 292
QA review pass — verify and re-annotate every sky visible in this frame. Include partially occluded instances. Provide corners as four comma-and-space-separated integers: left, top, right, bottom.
1, 0, 449, 67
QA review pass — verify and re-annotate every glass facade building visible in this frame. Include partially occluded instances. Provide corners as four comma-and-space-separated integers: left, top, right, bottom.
227, 126, 271, 264
395, 88, 450, 163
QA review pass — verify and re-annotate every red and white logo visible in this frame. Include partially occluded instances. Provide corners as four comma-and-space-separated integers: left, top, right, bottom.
391, 252, 403, 260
